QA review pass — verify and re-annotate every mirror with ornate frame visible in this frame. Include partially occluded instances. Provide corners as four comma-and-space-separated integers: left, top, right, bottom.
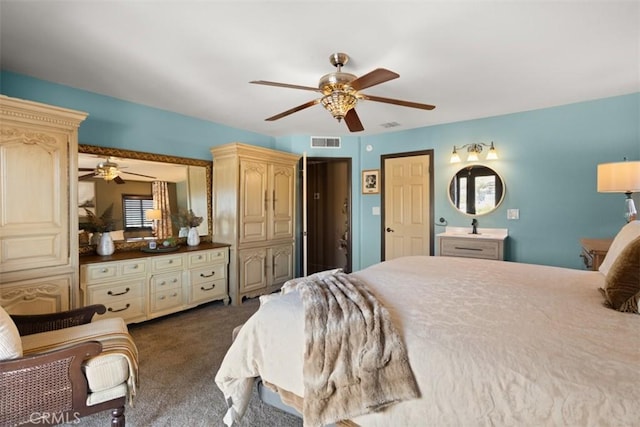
78, 144, 212, 251
448, 164, 505, 216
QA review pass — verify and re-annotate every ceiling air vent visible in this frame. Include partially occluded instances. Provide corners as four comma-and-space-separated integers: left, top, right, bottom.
311, 136, 341, 148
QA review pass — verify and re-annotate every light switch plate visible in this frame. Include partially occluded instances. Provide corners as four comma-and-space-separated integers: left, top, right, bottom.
507, 208, 519, 220
372, 206, 380, 216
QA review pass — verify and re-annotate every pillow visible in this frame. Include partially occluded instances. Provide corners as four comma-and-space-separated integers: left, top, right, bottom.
599, 235, 640, 313
599, 220, 640, 276
0, 305, 23, 360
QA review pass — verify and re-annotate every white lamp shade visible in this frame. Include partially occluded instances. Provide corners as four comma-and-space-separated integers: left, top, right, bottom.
597, 161, 640, 193
145, 209, 162, 220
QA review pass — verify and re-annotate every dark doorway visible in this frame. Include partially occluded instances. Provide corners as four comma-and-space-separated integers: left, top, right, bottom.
304, 157, 352, 274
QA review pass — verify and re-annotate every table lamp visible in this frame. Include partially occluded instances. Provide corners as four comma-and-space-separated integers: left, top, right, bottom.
597, 160, 640, 222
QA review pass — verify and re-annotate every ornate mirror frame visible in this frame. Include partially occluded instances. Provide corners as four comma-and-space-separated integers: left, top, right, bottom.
78, 144, 212, 253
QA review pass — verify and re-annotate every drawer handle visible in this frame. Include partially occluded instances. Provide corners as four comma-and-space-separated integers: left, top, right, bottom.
168, 260, 173, 264
108, 304, 130, 313
454, 246, 483, 251
200, 284, 216, 291
132, 265, 139, 269
198, 255, 203, 260
200, 271, 216, 278
159, 293, 178, 300
108, 288, 130, 296
101, 268, 108, 273
172, 278, 178, 283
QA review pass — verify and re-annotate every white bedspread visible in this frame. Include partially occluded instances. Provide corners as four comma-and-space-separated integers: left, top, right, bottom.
215, 256, 640, 426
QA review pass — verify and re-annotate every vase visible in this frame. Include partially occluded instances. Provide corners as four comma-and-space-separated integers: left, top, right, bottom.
178, 227, 189, 238
187, 227, 200, 246
97, 231, 115, 256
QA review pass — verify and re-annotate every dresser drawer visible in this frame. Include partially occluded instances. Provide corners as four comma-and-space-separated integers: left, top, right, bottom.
120, 260, 147, 276
84, 264, 118, 283
87, 279, 145, 303
151, 254, 183, 272
190, 278, 227, 304
150, 271, 182, 292
100, 298, 145, 322
187, 248, 228, 268
440, 237, 502, 260
190, 264, 226, 286
151, 288, 182, 312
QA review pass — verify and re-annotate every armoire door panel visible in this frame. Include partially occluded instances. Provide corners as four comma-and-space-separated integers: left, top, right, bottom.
239, 160, 268, 242
269, 164, 295, 240
269, 243, 294, 287
0, 124, 69, 273
239, 248, 267, 292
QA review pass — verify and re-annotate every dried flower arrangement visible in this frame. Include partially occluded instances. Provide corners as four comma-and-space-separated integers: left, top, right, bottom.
172, 209, 203, 228
83, 203, 118, 232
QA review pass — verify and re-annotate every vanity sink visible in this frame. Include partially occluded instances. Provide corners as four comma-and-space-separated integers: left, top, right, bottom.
437, 227, 508, 240
437, 226, 509, 260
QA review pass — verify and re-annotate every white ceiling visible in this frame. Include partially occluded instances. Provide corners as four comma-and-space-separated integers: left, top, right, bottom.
1, 1, 638, 137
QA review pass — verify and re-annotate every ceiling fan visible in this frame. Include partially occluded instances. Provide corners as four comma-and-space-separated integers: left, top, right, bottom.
250, 52, 436, 132
79, 158, 156, 184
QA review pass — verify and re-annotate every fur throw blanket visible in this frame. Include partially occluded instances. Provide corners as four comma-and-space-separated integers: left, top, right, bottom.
282, 271, 419, 427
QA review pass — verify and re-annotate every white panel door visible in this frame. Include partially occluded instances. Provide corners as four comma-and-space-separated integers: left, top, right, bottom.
384, 154, 431, 260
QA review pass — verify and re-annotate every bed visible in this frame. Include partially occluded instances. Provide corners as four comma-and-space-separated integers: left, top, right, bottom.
216, 221, 640, 427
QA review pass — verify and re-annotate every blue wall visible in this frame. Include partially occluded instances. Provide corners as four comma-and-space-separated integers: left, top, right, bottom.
3, 71, 638, 270
0, 71, 274, 159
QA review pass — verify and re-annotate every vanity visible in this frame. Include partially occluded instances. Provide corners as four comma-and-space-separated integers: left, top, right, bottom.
437, 227, 508, 261
80, 243, 229, 324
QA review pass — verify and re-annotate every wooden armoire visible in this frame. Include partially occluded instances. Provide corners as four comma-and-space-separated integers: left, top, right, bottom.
211, 143, 300, 304
0, 95, 87, 313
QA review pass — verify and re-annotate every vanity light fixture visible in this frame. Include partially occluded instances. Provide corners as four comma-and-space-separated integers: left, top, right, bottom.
450, 142, 498, 163
597, 159, 640, 222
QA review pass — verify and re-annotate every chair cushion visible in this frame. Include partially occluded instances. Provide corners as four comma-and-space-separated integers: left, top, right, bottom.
0, 305, 22, 360
21, 318, 132, 393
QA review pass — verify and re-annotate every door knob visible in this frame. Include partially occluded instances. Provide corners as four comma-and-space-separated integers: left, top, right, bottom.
386, 227, 395, 232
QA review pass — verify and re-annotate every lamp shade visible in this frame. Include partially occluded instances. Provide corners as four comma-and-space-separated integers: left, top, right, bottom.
145, 209, 162, 221
597, 161, 640, 193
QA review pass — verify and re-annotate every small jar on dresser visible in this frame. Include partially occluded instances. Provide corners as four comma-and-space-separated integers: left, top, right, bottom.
80, 243, 230, 324
437, 227, 508, 261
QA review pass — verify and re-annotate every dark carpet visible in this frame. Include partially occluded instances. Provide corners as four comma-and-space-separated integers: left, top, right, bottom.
77, 298, 302, 427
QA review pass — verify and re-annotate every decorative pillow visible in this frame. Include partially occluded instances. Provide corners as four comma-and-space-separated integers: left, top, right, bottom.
599, 235, 640, 313
599, 220, 640, 277
0, 305, 23, 360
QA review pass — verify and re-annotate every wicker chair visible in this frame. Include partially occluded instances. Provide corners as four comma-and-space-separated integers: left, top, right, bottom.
0, 304, 138, 427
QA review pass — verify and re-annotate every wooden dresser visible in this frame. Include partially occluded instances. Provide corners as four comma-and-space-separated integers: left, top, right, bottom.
80, 243, 229, 323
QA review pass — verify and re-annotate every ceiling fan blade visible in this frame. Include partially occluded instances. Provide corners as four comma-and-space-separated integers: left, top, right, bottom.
361, 94, 436, 110
79, 173, 96, 180
265, 100, 320, 121
250, 80, 321, 93
350, 68, 399, 91
344, 109, 364, 132
122, 171, 157, 179
113, 175, 125, 184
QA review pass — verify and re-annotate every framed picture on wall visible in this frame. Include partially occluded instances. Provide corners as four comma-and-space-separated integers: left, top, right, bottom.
362, 169, 380, 194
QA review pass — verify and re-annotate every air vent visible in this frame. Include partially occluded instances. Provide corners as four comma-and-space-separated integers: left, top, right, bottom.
311, 136, 341, 148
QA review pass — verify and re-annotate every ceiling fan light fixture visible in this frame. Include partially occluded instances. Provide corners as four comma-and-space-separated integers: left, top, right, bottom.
96, 161, 119, 181
320, 91, 357, 122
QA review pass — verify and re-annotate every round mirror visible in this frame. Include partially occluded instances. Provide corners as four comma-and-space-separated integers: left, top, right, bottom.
448, 165, 505, 215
